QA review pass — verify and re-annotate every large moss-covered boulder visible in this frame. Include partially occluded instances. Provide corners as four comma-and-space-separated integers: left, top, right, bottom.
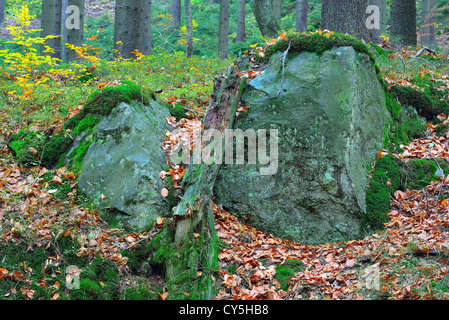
77, 100, 171, 230
214, 46, 391, 244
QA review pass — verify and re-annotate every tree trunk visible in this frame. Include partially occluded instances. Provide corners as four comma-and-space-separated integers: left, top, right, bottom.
61, 0, 68, 62
52, 0, 62, 60
166, 62, 247, 300
185, 0, 193, 57
114, 0, 152, 59
321, 0, 372, 42
236, 0, 245, 42
295, 0, 308, 33
140, 0, 152, 56
40, 0, 56, 56
390, 0, 417, 46
219, 0, 229, 59
421, 0, 435, 46
271, 0, 281, 26
65, 0, 84, 63
171, 0, 181, 28
0, 0, 5, 24
253, 0, 280, 39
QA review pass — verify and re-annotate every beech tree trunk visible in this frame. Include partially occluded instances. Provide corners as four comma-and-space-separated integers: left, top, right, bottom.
114, 0, 152, 59
219, 0, 229, 59
321, 0, 372, 42
171, 0, 181, 28
295, 0, 308, 33
253, 0, 280, 38
0, 0, 5, 24
52, 0, 62, 60
65, 0, 84, 63
421, 0, 435, 46
40, 0, 56, 56
390, 0, 417, 46
236, 0, 246, 42
185, 0, 193, 57
271, 0, 281, 26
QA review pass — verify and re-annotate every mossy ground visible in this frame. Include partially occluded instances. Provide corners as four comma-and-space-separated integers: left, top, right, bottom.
364, 154, 449, 231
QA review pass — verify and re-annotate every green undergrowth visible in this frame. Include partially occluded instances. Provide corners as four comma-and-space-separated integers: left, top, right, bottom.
389, 73, 449, 122
364, 154, 449, 231
274, 259, 304, 292
0, 234, 164, 300
145, 218, 223, 300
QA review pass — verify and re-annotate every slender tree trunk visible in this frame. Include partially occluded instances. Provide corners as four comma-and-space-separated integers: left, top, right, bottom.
61, 0, 68, 62
236, 0, 245, 42
185, 0, 193, 57
219, 0, 229, 59
296, 0, 308, 33
253, 0, 280, 38
271, 0, 281, 26
390, 0, 417, 46
321, 0, 372, 42
421, 0, 435, 46
140, 0, 152, 56
52, 0, 62, 60
40, 0, 56, 56
171, 0, 181, 28
0, 0, 5, 24
114, 0, 152, 59
66, 0, 84, 63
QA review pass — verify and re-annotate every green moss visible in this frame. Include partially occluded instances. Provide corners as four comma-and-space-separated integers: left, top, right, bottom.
364, 154, 449, 231
165, 102, 187, 121
65, 80, 153, 130
274, 259, 304, 291
389, 73, 449, 122
258, 31, 374, 65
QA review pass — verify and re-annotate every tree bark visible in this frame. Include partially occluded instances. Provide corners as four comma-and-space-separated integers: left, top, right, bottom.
0, 0, 5, 24
321, 0, 372, 42
253, 0, 280, 39
295, 0, 308, 33
185, 0, 193, 57
271, 0, 281, 26
236, 0, 245, 42
390, 0, 417, 46
114, 0, 152, 59
65, 0, 84, 63
40, 0, 56, 56
171, 0, 181, 28
52, 0, 62, 60
421, 0, 435, 46
219, 0, 229, 59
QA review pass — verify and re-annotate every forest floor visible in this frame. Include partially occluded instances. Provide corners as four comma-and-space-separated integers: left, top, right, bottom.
1, 2, 449, 300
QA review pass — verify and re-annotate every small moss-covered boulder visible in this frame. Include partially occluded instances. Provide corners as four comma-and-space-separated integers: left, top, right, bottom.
364, 154, 449, 231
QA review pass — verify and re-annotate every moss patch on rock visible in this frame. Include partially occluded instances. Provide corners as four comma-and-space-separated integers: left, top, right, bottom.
8, 81, 154, 171
258, 31, 374, 65
364, 154, 449, 231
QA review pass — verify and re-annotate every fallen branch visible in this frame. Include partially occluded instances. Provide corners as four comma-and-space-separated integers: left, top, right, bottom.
414, 46, 437, 58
